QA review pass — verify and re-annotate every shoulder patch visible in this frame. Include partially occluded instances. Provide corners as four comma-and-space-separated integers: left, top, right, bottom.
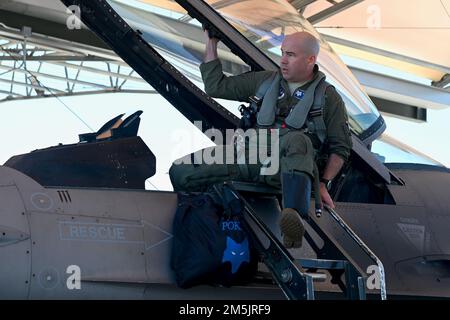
278, 87, 285, 100
293, 88, 305, 100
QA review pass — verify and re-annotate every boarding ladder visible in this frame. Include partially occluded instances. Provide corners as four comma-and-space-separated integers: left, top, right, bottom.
216, 182, 386, 300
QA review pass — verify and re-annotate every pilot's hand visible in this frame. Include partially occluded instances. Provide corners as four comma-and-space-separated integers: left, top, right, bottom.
320, 183, 335, 209
203, 23, 221, 40
203, 29, 220, 63
203, 29, 220, 44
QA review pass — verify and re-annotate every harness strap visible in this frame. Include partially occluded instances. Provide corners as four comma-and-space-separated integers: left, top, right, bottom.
249, 72, 278, 112
307, 79, 330, 144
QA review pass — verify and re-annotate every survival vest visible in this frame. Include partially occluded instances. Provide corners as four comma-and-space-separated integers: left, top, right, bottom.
250, 69, 331, 144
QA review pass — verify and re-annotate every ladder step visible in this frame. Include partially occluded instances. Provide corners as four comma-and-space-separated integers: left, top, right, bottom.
298, 258, 347, 270
256, 270, 327, 283
305, 272, 327, 282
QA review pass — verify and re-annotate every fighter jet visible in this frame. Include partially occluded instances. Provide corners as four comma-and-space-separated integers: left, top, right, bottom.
0, 0, 449, 299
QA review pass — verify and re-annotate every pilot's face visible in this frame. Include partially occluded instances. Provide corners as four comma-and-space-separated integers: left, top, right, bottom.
280, 36, 315, 82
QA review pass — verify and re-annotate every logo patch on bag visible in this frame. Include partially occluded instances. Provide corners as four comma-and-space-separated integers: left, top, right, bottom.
222, 237, 250, 273
293, 89, 305, 100
222, 220, 242, 231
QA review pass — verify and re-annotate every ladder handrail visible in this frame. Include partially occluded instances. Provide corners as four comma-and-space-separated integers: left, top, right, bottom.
324, 205, 387, 300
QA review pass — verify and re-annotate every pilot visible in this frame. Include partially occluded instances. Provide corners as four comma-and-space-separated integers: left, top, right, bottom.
169, 30, 352, 249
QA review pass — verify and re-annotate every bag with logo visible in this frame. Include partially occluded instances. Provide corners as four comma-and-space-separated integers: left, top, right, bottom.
170, 188, 257, 288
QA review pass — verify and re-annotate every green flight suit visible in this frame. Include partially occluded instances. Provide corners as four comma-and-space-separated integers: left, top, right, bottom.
169, 59, 352, 192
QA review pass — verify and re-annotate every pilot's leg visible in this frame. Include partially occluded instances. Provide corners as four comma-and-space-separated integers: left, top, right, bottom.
277, 131, 315, 248
169, 145, 255, 192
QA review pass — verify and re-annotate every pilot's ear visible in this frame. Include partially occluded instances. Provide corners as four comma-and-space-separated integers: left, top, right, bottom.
308, 55, 316, 65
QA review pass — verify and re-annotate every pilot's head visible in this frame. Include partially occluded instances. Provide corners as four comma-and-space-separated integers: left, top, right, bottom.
280, 31, 319, 83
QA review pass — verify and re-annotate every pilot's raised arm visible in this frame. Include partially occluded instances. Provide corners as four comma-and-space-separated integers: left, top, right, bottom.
200, 29, 274, 102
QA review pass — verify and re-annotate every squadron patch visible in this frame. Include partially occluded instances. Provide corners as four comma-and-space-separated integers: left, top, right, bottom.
278, 87, 285, 100
293, 89, 305, 100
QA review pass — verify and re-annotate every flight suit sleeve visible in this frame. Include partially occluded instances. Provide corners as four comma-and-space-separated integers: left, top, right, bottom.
323, 87, 352, 162
200, 59, 263, 102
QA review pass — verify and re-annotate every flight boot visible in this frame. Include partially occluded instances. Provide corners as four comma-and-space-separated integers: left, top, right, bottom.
279, 172, 311, 248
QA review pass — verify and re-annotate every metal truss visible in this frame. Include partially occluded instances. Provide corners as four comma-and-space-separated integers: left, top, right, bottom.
289, 0, 318, 14
0, 24, 153, 103
288, 0, 364, 24
432, 74, 450, 89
